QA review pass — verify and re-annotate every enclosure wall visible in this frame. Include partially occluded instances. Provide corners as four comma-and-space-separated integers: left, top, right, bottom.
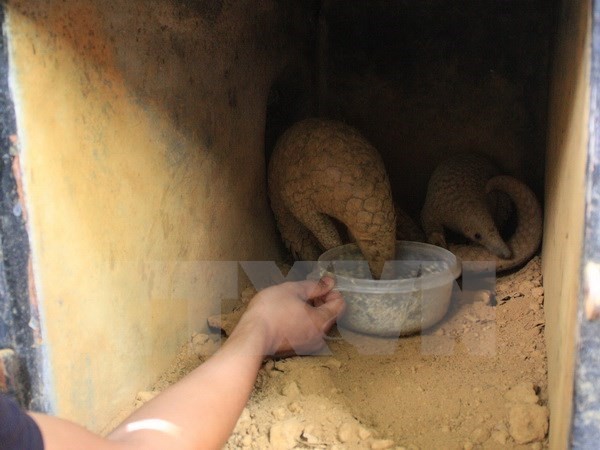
3, 0, 592, 440
5, 0, 291, 431
543, 0, 590, 447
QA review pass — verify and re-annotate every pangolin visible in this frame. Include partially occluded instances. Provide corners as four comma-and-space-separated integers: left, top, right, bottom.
421, 153, 542, 271
268, 118, 398, 278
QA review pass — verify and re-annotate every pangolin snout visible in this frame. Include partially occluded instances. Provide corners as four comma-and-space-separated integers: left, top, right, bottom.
490, 241, 512, 259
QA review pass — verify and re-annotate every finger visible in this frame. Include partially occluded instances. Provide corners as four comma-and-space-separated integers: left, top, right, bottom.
310, 293, 331, 307
311, 295, 326, 307
308, 286, 335, 307
316, 290, 346, 330
293, 277, 335, 300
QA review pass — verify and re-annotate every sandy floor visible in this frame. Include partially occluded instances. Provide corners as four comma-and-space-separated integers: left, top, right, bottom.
111, 257, 548, 449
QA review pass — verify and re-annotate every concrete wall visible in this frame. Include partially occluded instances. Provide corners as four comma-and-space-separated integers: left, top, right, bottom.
543, 0, 591, 447
5, 0, 296, 431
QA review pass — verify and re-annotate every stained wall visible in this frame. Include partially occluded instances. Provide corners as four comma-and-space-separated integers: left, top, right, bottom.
5, 0, 302, 431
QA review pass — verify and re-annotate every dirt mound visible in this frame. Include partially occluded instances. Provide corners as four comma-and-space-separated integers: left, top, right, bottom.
112, 257, 548, 449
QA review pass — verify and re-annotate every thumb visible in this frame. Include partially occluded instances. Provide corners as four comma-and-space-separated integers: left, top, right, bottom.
297, 276, 335, 300
316, 289, 346, 330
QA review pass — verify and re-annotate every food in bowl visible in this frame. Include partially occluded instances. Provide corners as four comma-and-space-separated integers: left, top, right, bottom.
317, 241, 461, 336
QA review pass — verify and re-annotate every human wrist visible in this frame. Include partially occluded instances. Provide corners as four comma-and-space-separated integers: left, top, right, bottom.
228, 307, 276, 356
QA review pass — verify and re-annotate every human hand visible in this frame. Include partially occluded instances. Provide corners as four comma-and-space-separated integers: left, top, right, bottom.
233, 277, 345, 356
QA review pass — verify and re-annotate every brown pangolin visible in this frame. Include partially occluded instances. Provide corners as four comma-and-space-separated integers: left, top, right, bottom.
421, 153, 542, 271
268, 119, 399, 278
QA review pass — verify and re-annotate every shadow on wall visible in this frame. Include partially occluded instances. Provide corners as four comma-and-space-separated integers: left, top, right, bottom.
319, 0, 553, 215
10, 0, 315, 172
8, 0, 317, 260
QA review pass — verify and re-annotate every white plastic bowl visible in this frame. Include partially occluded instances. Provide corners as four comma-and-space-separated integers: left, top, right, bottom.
317, 241, 461, 336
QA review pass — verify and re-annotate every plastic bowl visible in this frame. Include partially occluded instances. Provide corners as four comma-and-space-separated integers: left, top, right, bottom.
317, 241, 461, 336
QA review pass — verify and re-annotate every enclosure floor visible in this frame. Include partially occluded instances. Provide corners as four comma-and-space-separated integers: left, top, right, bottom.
108, 257, 548, 449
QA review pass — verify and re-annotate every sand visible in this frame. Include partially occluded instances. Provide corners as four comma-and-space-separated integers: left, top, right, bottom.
111, 257, 548, 449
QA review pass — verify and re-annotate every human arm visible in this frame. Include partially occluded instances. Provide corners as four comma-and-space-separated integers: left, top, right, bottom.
32, 277, 345, 450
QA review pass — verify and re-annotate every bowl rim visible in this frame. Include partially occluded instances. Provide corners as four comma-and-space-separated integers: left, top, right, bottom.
316, 240, 462, 293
